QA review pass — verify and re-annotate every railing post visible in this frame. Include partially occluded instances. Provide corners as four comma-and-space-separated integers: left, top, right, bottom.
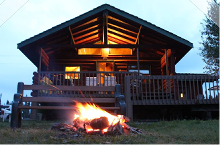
11, 93, 22, 129
125, 76, 133, 122
11, 82, 24, 128
17, 82, 24, 95
17, 82, 24, 127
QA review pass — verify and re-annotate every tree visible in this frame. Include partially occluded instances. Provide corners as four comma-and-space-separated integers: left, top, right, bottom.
200, 0, 219, 75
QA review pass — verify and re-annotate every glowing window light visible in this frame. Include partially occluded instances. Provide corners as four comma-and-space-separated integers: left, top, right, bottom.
65, 66, 80, 79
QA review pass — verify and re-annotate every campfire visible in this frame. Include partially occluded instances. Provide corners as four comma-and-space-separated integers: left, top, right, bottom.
51, 102, 141, 135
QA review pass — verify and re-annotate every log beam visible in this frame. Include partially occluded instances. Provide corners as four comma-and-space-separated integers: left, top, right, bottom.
69, 26, 75, 44
103, 10, 108, 45
40, 44, 170, 49
69, 26, 77, 51
135, 25, 142, 44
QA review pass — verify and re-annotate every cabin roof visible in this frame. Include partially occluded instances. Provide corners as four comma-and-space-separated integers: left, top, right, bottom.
17, 4, 193, 68
18, 4, 192, 48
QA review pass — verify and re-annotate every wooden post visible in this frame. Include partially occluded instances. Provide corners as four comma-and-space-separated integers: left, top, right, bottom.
165, 49, 169, 75
170, 48, 176, 75
125, 76, 133, 121
103, 10, 108, 45
17, 83, 24, 128
136, 25, 142, 75
31, 48, 42, 120
11, 93, 22, 128
11, 101, 18, 129
17, 82, 24, 95
38, 48, 42, 75
137, 43, 140, 75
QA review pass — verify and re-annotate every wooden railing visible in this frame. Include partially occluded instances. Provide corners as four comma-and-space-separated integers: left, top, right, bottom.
33, 71, 138, 97
124, 75, 219, 121
33, 72, 219, 104
124, 75, 219, 105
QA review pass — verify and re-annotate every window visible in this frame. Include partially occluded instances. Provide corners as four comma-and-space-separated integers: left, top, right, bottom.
65, 66, 80, 79
78, 48, 132, 55
109, 48, 132, 55
78, 48, 101, 55
128, 65, 150, 75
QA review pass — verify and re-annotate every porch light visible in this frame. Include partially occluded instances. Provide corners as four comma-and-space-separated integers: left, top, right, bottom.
102, 48, 109, 57
181, 93, 183, 98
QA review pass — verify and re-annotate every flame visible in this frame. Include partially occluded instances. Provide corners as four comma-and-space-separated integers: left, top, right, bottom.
73, 102, 126, 133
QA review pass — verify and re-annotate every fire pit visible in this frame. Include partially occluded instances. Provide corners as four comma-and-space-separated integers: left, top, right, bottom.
51, 102, 141, 135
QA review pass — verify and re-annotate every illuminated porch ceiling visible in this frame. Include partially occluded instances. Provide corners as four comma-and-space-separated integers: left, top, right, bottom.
18, 4, 193, 68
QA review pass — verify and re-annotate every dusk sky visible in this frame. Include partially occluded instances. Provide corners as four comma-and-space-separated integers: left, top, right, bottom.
0, 0, 213, 104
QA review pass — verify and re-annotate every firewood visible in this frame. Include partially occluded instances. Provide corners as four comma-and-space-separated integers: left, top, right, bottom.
51, 123, 77, 132
73, 118, 88, 129
106, 121, 124, 135
122, 122, 142, 134
122, 115, 130, 122
114, 122, 124, 135
90, 117, 109, 130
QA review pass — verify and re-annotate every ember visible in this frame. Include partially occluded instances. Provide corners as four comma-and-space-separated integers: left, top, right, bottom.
51, 102, 142, 135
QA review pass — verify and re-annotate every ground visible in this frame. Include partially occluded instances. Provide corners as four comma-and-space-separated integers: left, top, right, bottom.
0, 119, 219, 144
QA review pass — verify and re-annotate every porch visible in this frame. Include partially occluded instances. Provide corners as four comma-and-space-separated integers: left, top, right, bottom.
33, 71, 219, 105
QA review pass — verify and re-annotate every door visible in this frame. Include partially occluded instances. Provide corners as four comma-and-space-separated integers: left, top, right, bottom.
97, 62, 114, 86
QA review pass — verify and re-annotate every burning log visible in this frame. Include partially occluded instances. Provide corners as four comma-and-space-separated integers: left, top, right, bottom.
122, 115, 130, 122
107, 121, 124, 135
90, 117, 109, 130
73, 118, 87, 129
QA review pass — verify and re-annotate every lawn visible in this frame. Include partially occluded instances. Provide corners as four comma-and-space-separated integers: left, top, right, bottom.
0, 119, 219, 144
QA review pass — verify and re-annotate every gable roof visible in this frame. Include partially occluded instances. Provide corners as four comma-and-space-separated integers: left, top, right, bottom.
18, 4, 193, 49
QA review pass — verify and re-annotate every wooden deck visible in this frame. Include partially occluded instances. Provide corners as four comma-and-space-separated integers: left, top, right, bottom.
12, 71, 219, 122
124, 75, 219, 120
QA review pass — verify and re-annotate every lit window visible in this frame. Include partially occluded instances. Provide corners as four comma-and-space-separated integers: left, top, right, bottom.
65, 66, 80, 79
109, 48, 132, 55
78, 48, 101, 55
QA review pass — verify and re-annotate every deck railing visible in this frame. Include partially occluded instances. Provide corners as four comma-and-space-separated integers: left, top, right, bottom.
33, 72, 219, 104
124, 75, 219, 105
34, 71, 138, 97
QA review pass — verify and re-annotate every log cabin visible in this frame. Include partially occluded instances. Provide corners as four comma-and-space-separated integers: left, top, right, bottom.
13, 4, 219, 123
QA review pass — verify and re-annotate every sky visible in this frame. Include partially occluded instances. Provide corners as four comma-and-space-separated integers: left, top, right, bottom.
0, 0, 213, 104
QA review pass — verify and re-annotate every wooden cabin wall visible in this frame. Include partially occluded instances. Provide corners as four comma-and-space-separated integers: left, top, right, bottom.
46, 48, 163, 75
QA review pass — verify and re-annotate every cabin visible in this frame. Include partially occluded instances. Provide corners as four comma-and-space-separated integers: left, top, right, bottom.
15, 4, 219, 122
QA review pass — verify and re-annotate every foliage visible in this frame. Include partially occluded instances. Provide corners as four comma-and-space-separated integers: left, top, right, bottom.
200, 0, 219, 75
0, 120, 219, 144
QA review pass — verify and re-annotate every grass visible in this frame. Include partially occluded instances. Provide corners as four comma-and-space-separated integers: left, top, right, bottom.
0, 119, 219, 144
